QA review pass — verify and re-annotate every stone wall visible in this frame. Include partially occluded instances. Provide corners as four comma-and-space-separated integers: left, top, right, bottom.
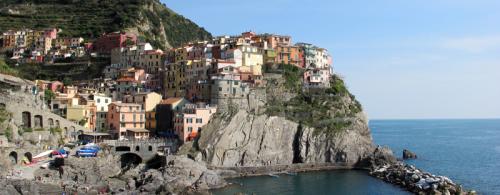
0, 86, 90, 139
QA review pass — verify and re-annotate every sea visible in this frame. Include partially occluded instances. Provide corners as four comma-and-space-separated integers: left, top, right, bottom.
212, 119, 500, 195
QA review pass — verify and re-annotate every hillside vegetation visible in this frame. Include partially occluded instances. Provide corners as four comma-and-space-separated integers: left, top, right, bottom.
264, 65, 363, 135
0, 0, 212, 49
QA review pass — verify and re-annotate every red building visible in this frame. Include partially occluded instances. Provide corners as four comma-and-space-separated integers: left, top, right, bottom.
93, 32, 137, 54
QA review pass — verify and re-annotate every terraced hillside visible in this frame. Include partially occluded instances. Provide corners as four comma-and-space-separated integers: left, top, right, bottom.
0, 0, 212, 49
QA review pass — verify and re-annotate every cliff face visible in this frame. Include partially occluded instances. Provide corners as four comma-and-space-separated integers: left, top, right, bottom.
197, 69, 375, 168
0, 0, 212, 49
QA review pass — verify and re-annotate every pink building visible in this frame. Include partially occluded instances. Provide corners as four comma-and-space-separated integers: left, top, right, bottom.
303, 68, 331, 88
48, 81, 64, 93
120, 68, 146, 82
107, 102, 145, 139
174, 103, 216, 142
44, 28, 58, 39
93, 32, 137, 54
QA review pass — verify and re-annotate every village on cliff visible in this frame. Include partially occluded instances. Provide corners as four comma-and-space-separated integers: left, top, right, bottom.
0, 28, 333, 150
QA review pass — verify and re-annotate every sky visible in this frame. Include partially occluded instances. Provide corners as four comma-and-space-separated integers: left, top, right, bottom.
161, 0, 500, 119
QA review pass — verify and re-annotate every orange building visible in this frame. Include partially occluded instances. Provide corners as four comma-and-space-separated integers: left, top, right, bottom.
2, 31, 17, 48
275, 45, 304, 67
107, 102, 145, 139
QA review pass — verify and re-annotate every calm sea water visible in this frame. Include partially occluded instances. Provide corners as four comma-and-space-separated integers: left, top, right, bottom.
212, 119, 500, 195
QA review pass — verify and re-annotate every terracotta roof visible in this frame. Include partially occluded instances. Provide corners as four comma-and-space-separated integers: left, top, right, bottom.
160, 98, 183, 105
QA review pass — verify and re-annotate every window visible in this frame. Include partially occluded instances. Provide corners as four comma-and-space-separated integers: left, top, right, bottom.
105, 99, 109, 103
196, 118, 202, 123
97, 98, 100, 103
121, 114, 124, 121
121, 123, 125, 127
188, 127, 193, 132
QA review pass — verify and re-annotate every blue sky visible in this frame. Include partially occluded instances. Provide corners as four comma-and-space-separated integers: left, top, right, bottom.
162, 0, 500, 119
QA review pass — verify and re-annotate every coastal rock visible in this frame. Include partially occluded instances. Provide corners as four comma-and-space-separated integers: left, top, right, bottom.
403, 149, 418, 159
134, 155, 227, 193
199, 110, 374, 167
369, 162, 473, 195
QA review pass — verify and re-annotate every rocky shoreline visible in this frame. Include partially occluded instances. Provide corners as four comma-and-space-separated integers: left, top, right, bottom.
0, 152, 477, 195
370, 162, 476, 195
210, 162, 354, 178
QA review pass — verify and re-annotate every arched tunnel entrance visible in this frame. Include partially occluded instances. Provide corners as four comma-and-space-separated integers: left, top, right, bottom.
120, 153, 142, 168
9, 151, 17, 165
24, 152, 33, 164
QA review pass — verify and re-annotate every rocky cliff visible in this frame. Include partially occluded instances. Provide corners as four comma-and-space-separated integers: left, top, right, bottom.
196, 68, 375, 168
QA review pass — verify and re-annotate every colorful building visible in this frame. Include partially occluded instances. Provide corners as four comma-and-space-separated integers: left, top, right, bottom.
303, 68, 331, 88
93, 32, 137, 54
106, 102, 145, 139
140, 49, 164, 74
174, 103, 216, 142
123, 92, 162, 111
66, 101, 97, 131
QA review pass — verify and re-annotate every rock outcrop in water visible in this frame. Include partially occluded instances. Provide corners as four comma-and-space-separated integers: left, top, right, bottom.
403, 149, 418, 159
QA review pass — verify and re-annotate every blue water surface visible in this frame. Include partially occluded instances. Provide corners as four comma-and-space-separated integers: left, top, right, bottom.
212, 119, 500, 195
371, 119, 500, 195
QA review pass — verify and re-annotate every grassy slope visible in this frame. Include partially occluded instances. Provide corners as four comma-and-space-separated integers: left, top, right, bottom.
265, 65, 363, 135
0, 0, 212, 49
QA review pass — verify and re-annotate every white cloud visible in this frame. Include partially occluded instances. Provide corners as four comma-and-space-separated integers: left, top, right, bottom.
441, 35, 500, 53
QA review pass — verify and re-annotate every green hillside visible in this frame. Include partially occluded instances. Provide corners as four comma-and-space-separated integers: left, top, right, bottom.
0, 0, 212, 49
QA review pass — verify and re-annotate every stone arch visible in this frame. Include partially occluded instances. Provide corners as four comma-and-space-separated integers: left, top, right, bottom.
22, 111, 31, 128
34, 115, 43, 128
116, 146, 131, 152
8, 151, 18, 165
55, 120, 60, 128
24, 152, 33, 163
148, 145, 153, 151
48, 118, 54, 128
135, 145, 140, 151
120, 153, 142, 168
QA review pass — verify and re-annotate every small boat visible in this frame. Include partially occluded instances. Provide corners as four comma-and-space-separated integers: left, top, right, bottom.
268, 173, 280, 178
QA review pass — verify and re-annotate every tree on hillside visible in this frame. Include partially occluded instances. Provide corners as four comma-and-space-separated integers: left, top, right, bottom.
44, 89, 55, 105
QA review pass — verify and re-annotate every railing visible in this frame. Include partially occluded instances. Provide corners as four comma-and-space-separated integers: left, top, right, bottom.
103, 138, 176, 146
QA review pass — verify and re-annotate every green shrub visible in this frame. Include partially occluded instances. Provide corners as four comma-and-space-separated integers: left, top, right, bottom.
34, 128, 45, 131
23, 127, 33, 133
49, 127, 63, 134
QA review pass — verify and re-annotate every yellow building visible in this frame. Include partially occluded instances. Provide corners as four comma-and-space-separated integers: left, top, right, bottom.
239, 45, 263, 67
123, 92, 162, 112
163, 62, 186, 98
66, 103, 97, 131
140, 49, 163, 74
